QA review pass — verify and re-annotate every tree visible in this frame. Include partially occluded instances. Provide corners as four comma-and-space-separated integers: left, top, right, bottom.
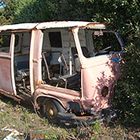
0, 0, 17, 25
1, 0, 140, 126
13, 0, 61, 23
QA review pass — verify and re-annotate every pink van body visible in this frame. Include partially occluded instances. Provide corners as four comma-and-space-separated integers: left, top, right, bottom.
0, 21, 123, 122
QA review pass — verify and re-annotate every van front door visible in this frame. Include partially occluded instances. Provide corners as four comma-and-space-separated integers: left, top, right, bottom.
72, 28, 124, 112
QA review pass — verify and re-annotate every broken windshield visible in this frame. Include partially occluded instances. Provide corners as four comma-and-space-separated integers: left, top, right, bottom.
78, 29, 122, 58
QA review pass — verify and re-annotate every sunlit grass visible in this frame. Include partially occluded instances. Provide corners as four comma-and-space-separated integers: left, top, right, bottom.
0, 96, 139, 140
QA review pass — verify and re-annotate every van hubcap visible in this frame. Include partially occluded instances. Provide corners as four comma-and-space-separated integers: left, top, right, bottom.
44, 100, 58, 119
49, 108, 54, 116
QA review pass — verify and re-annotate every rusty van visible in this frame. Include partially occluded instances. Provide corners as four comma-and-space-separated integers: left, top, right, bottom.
0, 21, 124, 122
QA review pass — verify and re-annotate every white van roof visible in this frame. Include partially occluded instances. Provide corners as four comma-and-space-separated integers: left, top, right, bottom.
0, 21, 106, 31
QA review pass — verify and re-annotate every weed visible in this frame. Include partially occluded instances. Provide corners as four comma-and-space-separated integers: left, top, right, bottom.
0, 97, 140, 140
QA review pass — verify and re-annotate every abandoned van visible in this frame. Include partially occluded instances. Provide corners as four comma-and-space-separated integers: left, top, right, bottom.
0, 21, 124, 122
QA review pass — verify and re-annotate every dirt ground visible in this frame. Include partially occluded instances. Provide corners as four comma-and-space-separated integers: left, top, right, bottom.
0, 95, 140, 140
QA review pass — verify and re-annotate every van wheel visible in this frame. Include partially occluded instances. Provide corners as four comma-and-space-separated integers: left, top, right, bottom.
43, 99, 64, 121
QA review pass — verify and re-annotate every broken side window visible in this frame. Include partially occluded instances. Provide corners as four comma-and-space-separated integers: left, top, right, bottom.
49, 32, 62, 48
0, 32, 11, 53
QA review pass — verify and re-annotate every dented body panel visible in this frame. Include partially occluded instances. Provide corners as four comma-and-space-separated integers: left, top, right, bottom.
80, 55, 118, 111
0, 21, 124, 121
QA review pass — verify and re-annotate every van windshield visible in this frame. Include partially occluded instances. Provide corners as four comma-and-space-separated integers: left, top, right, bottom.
78, 29, 122, 58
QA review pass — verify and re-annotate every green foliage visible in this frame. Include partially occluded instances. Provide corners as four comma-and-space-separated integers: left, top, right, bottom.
113, 43, 140, 126
92, 120, 101, 134
0, 0, 140, 127
13, 0, 61, 23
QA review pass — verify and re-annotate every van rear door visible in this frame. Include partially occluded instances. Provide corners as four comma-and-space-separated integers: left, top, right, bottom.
0, 32, 16, 95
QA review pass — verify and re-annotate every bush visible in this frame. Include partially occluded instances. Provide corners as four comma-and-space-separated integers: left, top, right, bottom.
113, 40, 140, 126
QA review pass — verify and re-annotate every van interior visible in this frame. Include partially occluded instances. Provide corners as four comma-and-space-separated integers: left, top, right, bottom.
13, 29, 83, 94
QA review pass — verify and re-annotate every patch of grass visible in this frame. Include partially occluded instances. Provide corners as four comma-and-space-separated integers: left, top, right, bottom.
0, 96, 69, 139
0, 96, 140, 140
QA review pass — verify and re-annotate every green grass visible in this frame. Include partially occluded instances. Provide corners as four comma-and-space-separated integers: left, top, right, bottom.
0, 96, 139, 140
0, 96, 69, 139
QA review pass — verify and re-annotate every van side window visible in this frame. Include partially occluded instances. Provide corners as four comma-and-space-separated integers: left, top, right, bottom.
0, 33, 11, 53
49, 32, 62, 48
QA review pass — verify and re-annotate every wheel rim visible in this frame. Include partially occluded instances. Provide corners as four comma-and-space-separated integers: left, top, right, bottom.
45, 100, 58, 119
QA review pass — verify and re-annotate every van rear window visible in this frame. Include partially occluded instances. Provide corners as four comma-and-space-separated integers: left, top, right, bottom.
0, 33, 11, 53
49, 32, 62, 48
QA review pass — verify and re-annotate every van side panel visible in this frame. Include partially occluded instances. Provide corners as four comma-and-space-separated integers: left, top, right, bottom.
0, 55, 14, 94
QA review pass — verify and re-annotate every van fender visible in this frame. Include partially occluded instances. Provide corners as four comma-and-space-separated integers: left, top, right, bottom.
33, 93, 77, 122
33, 93, 65, 110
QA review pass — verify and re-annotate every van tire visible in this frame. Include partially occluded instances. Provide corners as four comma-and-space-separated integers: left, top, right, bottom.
43, 99, 64, 121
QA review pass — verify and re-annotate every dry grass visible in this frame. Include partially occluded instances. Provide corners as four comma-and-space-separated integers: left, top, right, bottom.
0, 96, 68, 139
0, 95, 140, 140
